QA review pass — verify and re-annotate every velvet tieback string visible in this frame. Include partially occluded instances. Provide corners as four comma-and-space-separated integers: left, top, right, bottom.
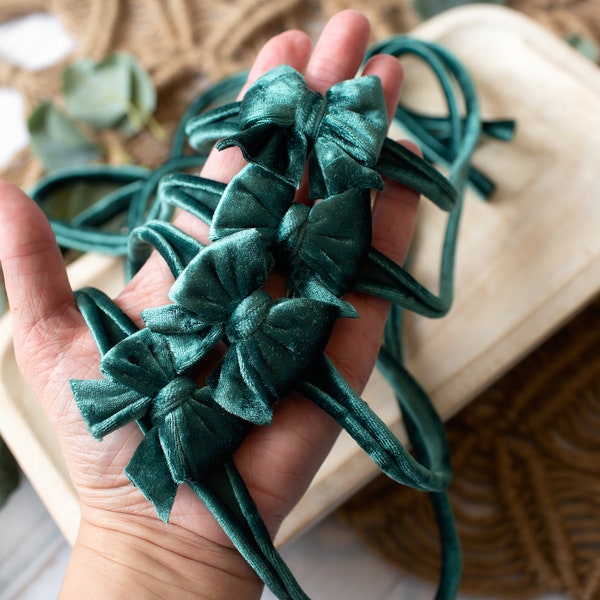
32, 36, 515, 600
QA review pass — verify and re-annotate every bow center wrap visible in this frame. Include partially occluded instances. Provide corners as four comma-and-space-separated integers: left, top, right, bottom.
296, 89, 328, 145
226, 289, 272, 343
273, 202, 309, 265
151, 375, 198, 423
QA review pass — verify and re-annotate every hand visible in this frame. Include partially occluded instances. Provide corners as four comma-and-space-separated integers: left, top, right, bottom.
0, 10, 418, 599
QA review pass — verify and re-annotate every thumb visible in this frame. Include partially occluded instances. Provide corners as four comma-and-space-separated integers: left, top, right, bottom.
0, 180, 80, 369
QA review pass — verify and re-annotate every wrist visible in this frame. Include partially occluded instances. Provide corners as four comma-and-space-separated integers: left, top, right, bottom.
61, 510, 263, 599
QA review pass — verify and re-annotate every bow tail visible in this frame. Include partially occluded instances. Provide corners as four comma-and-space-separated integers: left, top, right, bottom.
125, 428, 179, 523
309, 139, 383, 199
289, 269, 358, 318
70, 379, 149, 440
299, 354, 450, 491
299, 354, 461, 600
188, 461, 309, 600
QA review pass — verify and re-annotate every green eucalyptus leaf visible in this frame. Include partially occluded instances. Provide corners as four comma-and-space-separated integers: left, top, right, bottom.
412, 0, 504, 20
116, 53, 157, 137
63, 55, 131, 129
62, 52, 156, 136
564, 33, 600, 62
0, 437, 20, 508
28, 101, 101, 171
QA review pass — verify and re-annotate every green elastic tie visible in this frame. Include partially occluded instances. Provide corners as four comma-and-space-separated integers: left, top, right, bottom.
40, 35, 517, 600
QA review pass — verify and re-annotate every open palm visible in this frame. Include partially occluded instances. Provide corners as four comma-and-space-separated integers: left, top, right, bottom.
0, 10, 419, 598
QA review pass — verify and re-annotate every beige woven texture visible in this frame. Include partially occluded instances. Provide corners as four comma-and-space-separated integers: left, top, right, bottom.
0, 1, 599, 598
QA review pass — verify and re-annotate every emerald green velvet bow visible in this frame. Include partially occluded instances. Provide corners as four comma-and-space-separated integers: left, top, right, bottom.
70, 328, 250, 520
209, 165, 371, 317
188, 64, 388, 199
142, 229, 337, 425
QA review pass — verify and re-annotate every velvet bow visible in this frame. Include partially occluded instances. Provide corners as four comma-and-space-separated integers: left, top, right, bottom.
70, 329, 250, 521
143, 228, 337, 425
216, 65, 388, 199
209, 166, 371, 317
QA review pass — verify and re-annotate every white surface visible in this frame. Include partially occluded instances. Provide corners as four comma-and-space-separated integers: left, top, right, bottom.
0, 476, 70, 600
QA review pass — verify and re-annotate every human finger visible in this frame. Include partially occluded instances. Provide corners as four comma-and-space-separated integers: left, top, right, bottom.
117, 30, 313, 321
199, 29, 312, 185
304, 9, 371, 94
0, 181, 81, 359
361, 53, 404, 121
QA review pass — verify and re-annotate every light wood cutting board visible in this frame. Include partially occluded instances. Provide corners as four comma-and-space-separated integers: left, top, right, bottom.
0, 5, 598, 547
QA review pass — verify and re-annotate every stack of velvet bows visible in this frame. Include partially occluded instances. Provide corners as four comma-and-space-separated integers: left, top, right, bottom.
29, 36, 514, 600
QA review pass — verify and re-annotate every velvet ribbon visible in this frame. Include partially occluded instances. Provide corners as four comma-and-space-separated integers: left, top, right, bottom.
71, 288, 309, 599
72, 326, 251, 520
209, 164, 371, 317
50, 35, 517, 600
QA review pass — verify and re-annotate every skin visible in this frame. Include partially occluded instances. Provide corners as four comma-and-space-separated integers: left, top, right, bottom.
0, 10, 419, 599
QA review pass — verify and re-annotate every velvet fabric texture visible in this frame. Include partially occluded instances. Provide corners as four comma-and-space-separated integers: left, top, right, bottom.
33, 38, 516, 599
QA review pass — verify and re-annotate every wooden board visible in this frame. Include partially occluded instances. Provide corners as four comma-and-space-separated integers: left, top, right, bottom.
1, 5, 599, 547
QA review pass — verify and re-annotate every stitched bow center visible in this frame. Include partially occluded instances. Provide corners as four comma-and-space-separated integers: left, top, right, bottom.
226, 289, 272, 342
273, 203, 310, 265
151, 376, 198, 423
296, 90, 328, 143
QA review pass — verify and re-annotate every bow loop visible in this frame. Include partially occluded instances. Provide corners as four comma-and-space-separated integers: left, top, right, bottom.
170, 228, 272, 319
100, 329, 175, 394
210, 297, 337, 425
209, 165, 295, 242
216, 65, 388, 197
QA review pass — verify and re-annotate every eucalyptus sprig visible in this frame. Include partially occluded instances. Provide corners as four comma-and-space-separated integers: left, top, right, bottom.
28, 52, 160, 172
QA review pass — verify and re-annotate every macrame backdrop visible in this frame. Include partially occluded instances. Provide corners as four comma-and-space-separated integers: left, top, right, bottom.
0, 1, 599, 598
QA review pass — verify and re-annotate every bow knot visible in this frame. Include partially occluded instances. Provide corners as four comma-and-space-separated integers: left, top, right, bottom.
226, 289, 272, 342
274, 202, 309, 264
296, 89, 328, 142
151, 376, 198, 423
